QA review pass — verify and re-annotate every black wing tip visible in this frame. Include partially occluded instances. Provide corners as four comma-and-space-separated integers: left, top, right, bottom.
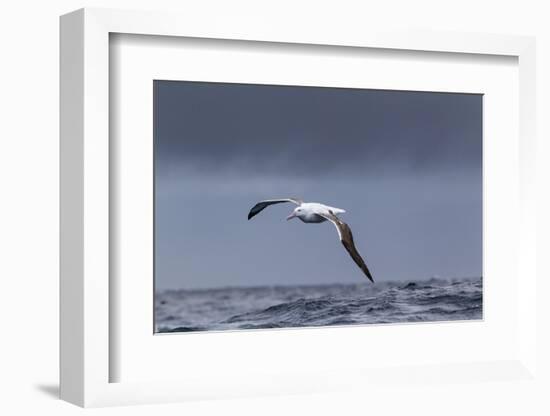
362, 265, 374, 282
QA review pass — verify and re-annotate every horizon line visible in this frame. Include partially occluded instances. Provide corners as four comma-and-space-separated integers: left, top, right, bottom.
156, 275, 482, 293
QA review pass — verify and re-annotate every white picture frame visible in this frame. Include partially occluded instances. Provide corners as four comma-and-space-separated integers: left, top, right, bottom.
60, 7, 538, 408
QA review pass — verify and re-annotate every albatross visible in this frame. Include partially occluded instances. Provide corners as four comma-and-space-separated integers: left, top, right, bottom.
247, 198, 374, 282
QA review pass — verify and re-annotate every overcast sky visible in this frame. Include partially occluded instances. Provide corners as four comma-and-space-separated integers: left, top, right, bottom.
154, 80, 482, 290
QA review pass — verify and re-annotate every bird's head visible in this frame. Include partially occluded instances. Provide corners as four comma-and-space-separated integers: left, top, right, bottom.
286, 207, 303, 221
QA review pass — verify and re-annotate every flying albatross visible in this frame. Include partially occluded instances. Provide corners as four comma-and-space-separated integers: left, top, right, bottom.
247, 198, 374, 282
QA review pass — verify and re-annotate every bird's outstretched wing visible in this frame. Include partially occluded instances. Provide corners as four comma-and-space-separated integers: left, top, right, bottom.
247, 198, 303, 220
317, 211, 374, 282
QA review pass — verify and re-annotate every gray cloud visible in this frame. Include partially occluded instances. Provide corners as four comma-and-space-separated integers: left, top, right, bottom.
155, 81, 482, 178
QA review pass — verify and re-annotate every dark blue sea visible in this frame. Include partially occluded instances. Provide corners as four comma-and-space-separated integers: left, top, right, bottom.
155, 277, 482, 333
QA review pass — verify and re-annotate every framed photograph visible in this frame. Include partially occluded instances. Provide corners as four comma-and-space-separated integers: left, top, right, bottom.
152, 80, 483, 334
60, 8, 538, 407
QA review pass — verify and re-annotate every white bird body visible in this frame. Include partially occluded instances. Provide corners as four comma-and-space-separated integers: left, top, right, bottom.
247, 197, 374, 282
288, 202, 346, 223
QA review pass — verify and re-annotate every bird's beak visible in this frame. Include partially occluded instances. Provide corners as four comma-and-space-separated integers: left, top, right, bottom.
286, 212, 296, 221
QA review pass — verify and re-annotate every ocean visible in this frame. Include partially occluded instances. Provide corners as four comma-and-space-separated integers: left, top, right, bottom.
155, 277, 482, 333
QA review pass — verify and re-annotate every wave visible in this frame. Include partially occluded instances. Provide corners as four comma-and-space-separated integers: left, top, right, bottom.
156, 277, 482, 333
